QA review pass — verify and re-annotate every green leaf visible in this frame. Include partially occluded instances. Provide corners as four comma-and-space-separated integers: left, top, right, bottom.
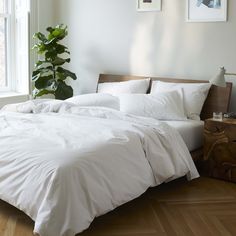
34, 75, 54, 89
47, 25, 68, 42
57, 67, 77, 80
45, 51, 58, 60
32, 70, 41, 81
37, 44, 47, 54
32, 24, 76, 100
32, 75, 40, 81
32, 70, 41, 77
55, 44, 68, 54
51, 57, 70, 66
33, 89, 54, 98
44, 37, 57, 45
35, 61, 46, 68
55, 81, 73, 100
37, 63, 54, 70
33, 32, 47, 42
52, 29, 62, 37
32, 68, 54, 81
40, 66, 54, 71
46, 27, 54, 33
56, 72, 67, 81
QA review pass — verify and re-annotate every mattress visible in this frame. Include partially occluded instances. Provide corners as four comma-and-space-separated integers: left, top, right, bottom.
163, 120, 204, 151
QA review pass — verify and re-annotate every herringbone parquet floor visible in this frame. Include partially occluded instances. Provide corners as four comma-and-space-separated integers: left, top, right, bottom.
1, 177, 236, 236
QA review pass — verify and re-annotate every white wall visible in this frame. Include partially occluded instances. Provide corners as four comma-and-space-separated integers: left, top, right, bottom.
38, 0, 57, 31
29, 0, 57, 96
54, 0, 236, 111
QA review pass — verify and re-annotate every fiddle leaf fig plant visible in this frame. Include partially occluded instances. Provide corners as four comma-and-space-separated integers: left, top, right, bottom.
32, 24, 77, 100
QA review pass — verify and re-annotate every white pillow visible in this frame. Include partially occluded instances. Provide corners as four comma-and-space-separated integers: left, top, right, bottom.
117, 90, 187, 121
151, 81, 211, 120
97, 78, 150, 94
66, 93, 120, 110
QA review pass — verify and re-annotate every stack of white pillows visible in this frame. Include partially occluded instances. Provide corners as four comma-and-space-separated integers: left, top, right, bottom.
66, 78, 211, 121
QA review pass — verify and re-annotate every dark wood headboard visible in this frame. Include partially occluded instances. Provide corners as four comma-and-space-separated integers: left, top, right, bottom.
98, 74, 232, 120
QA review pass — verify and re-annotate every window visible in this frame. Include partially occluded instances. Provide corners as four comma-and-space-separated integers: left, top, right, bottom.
0, 0, 30, 94
0, 0, 8, 90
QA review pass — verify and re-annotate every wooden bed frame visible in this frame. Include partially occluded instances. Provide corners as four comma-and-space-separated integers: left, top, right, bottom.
98, 74, 233, 161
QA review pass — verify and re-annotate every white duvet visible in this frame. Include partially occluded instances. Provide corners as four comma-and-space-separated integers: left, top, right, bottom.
0, 101, 199, 236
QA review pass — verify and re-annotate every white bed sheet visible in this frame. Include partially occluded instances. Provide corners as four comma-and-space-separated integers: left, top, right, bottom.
0, 102, 199, 236
163, 120, 204, 151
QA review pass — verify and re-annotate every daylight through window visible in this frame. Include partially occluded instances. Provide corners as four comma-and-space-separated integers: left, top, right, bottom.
0, 0, 30, 94
0, 0, 8, 89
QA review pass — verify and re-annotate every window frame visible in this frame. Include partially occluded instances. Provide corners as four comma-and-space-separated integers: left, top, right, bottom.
0, 0, 31, 94
0, 0, 14, 92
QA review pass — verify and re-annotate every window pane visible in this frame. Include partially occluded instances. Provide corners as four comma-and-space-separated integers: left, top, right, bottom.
0, 17, 6, 87
0, 0, 3, 13
0, 0, 6, 14
15, 0, 29, 11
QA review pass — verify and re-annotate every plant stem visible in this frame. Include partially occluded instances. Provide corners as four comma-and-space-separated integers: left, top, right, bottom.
53, 66, 56, 83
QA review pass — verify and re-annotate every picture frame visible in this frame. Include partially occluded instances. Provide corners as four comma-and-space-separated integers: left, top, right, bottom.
137, 0, 162, 12
186, 0, 228, 22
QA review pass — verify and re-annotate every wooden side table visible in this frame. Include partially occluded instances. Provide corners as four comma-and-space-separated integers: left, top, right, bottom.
204, 118, 236, 182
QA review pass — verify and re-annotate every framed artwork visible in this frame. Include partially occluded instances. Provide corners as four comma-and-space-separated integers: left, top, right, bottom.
137, 0, 162, 12
186, 0, 228, 22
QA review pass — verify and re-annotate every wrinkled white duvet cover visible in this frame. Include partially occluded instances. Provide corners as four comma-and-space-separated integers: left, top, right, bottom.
0, 101, 199, 236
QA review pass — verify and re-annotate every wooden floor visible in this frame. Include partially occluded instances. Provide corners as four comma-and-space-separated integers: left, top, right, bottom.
1, 177, 236, 236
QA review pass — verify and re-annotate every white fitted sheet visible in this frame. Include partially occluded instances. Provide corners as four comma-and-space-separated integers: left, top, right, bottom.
162, 120, 204, 151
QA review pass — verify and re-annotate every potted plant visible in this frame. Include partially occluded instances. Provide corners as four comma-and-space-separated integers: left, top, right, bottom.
32, 24, 77, 100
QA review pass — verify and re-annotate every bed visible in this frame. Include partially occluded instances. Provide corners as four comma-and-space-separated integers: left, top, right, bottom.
162, 120, 204, 152
0, 74, 232, 236
98, 74, 232, 161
